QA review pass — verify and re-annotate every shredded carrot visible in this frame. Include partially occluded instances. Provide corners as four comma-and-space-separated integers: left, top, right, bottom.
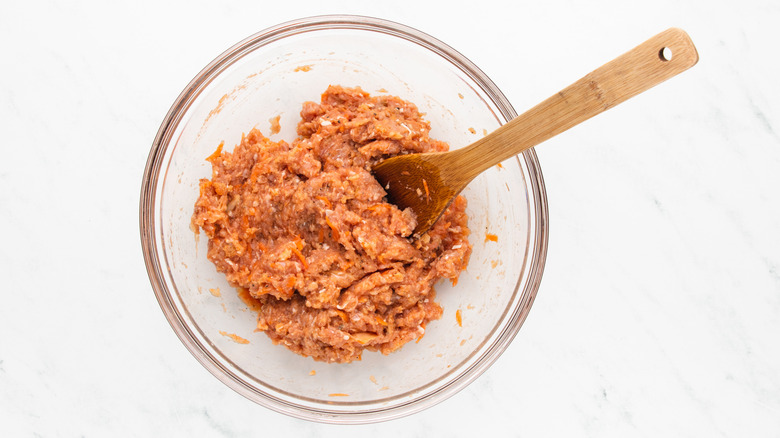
455, 309, 463, 327
325, 216, 340, 241
485, 233, 498, 243
309, 370, 316, 376
291, 246, 308, 269
219, 331, 249, 344
415, 323, 427, 343
315, 196, 332, 209
351, 332, 378, 344
450, 276, 459, 287
336, 310, 348, 322
496, 162, 504, 169
317, 227, 325, 243
328, 393, 349, 397
422, 179, 430, 202
206, 142, 224, 161
375, 315, 388, 326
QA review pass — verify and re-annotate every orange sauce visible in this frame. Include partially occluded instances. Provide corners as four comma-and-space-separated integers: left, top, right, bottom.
237, 287, 263, 312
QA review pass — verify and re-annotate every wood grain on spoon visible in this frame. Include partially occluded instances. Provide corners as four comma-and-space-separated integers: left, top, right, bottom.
372, 28, 699, 235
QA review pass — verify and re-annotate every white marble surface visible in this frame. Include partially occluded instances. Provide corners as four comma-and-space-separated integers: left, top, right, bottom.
2, 0, 779, 436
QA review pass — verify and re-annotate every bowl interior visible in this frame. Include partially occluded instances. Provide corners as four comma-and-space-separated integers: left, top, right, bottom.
147, 17, 545, 422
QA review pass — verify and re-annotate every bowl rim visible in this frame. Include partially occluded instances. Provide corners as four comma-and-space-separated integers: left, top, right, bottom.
139, 14, 548, 424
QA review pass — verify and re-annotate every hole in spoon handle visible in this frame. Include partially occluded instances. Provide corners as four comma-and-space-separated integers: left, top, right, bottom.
596, 27, 699, 108
659, 47, 673, 61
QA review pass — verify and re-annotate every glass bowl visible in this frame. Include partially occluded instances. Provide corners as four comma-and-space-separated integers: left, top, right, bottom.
140, 15, 548, 424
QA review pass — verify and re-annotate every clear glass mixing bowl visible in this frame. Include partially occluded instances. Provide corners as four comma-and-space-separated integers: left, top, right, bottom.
140, 15, 548, 423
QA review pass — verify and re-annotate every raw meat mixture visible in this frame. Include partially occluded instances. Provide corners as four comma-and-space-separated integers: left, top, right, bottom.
192, 86, 472, 363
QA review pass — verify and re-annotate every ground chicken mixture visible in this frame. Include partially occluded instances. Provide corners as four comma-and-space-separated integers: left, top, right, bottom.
191, 85, 472, 363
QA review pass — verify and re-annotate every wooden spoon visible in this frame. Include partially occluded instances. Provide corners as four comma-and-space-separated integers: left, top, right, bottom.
373, 28, 698, 235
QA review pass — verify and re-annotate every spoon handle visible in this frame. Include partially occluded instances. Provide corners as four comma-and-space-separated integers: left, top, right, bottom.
454, 28, 699, 176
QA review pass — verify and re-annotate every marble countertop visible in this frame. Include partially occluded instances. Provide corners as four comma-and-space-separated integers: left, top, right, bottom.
2, 0, 778, 436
